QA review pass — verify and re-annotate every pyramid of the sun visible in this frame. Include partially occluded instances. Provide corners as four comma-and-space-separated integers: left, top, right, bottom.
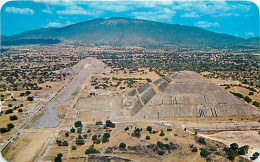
123, 71, 260, 118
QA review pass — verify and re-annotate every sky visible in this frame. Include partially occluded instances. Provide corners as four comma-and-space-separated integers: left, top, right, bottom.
1, 0, 259, 38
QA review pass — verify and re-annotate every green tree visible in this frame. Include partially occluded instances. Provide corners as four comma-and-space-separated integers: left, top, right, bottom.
146, 126, 152, 132
119, 142, 126, 149
71, 146, 77, 150
74, 121, 82, 127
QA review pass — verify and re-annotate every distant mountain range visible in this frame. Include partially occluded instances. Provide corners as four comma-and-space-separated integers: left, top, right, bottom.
1, 17, 259, 48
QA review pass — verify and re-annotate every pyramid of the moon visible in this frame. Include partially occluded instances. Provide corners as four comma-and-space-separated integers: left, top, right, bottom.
123, 71, 260, 119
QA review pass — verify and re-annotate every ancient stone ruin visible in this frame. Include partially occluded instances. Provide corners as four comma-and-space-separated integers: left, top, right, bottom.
123, 71, 260, 119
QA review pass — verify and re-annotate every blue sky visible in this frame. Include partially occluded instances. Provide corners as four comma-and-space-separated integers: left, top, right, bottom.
1, 0, 259, 38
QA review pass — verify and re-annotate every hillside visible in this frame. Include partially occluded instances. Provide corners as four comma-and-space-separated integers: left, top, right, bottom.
1, 17, 258, 47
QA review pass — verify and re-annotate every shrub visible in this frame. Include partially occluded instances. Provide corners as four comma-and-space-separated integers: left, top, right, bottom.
192, 147, 198, 152
77, 127, 82, 134
230, 143, 239, 150
83, 134, 88, 139
159, 131, 165, 136
65, 132, 69, 137
85, 145, 99, 154
8, 104, 13, 107
125, 127, 129, 131
27, 96, 34, 101
147, 126, 152, 132
78, 135, 83, 139
92, 134, 97, 141
102, 137, 109, 143
94, 139, 101, 144
70, 128, 75, 133
71, 146, 77, 150
5, 109, 13, 114
87, 128, 91, 133
167, 128, 172, 131
146, 136, 151, 140
96, 121, 103, 125
157, 141, 165, 149
0, 128, 8, 133
200, 148, 210, 157
7, 123, 15, 129
105, 120, 115, 128
54, 153, 63, 162
251, 152, 259, 160
10, 115, 18, 121
74, 121, 82, 127
119, 142, 126, 149
198, 137, 206, 145
18, 109, 23, 112
158, 150, 165, 155
76, 139, 85, 145
62, 140, 68, 146
103, 133, 110, 138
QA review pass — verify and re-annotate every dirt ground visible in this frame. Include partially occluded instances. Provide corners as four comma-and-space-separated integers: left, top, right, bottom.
3, 132, 51, 162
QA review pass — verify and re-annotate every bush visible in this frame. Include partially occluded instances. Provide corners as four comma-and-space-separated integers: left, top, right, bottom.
146, 136, 151, 140
71, 146, 77, 150
85, 145, 99, 154
74, 121, 82, 127
65, 132, 69, 137
87, 128, 91, 133
105, 120, 115, 128
7, 123, 15, 129
76, 139, 84, 145
0, 128, 8, 133
244, 96, 252, 103
5, 109, 13, 114
96, 121, 103, 125
8, 104, 13, 107
158, 150, 165, 155
27, 96, 33, 101
251, 152, 259, 160
198, 137, 206, 145
10, 115, 18, 121
125, 127, 129, 131
62, 140, 68, 146
147, 126, 152, 132
103, 133, 110, 138
159, 131, 165, 136
92, 134, 97, 141
119, 142, 126, 149
83, 134, 88, 139
18, 109, 23, 112
102, 137, 109, 143
192, 147, 198, 152
77, 127, 82, 134
94, 138, 101, 144
230, 143, 239, 150
56, 140, 62, 146
70, 128, 75, 133
54, 153, 63, 162
167, 128, 172, 131
157, 141, 165, 149
78, 135, 83, 139
200, 148, 210, 157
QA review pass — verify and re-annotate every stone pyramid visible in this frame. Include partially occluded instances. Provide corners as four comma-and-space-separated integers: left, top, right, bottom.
123, 71, 260, 119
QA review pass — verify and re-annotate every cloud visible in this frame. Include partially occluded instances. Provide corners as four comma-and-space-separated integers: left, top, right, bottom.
195, 21, 219, 28
245, 32, 255, 36
42, 9, 52, 14
131, 8, 175, 21
56, 5, 102, 16
45, 20, 73, 28
180, 12, 200, 18
46, 22, 62, 27
5, 7, 34, 15
88, 2, 132, 12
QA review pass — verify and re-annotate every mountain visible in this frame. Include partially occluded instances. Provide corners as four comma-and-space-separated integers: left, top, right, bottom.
1, 17, 259, 48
